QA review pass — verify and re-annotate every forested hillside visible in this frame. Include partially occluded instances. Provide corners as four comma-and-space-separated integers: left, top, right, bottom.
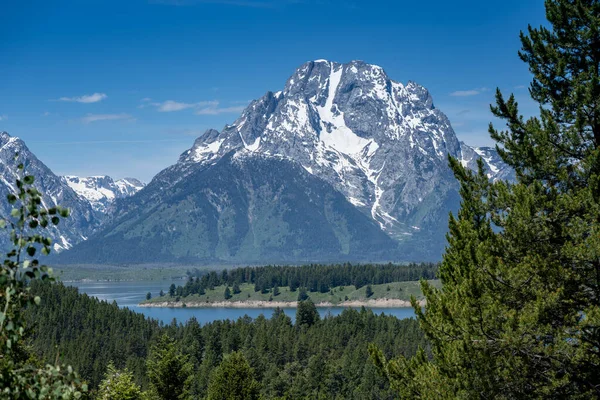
27, 282, 427, 399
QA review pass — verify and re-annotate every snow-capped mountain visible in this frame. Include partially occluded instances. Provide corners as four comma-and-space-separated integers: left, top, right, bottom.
60, 60, 511, 264
0, 132, 101, 252
177, 60, 508, 241
459, 142, 515, 182
63, 176, 145, 214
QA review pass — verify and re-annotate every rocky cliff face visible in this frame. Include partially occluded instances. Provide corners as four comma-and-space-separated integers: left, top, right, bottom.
174, 61, 507, 248
0, 132, 101, 251
63, 176, 145, 214
60, 60, 511, 263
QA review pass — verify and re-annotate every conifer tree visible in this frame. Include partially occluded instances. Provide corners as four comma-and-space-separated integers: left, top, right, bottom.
146, 335, 193, 400
206, 352, 260, 400
296, 300, 319, 328
371, 1, 600, 398
96, 362, 142, 400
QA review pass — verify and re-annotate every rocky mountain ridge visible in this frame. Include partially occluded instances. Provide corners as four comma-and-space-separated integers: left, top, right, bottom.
0, 131, 143, 252
58, 60, 511, 263
63, 176, 145, 214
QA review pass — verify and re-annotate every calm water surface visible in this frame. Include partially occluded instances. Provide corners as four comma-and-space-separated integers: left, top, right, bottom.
69, 280, 416, 325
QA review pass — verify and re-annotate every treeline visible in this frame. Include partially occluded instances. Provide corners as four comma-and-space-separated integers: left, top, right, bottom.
177, 262, 438, 297
26, 281, 427, 399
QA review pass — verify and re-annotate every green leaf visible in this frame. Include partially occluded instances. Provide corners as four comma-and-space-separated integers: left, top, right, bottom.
10, 208, 20, 217
51, 216, 60, 225
6, 194, 17, 204
26, 247, 36, 257
23, 175, 34, 185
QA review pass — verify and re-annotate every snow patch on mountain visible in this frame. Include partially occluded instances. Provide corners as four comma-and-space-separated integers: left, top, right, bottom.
0, 131, 101, 252
459, 142, 514, 182
316, 63, 373, 155
155, 60, 512, 246
63, 176, 145, 214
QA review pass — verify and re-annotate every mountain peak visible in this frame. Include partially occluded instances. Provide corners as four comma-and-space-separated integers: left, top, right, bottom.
59, 61, 512, 263
0, 131, 21, 149
63, 175, 145, 214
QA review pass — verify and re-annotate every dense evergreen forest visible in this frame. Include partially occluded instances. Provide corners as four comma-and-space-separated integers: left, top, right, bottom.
177, 262, 438, 297
27, 281, 427, 399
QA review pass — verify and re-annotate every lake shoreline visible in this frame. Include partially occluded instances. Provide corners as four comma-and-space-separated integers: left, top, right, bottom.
139, 298, 425, 309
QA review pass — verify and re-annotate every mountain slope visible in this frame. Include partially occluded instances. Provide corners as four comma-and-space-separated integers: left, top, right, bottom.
0, 132, 100, 251
63, 176, 145, 214
57, 154, 398, 264
176, 61, 507, 241
458, 142, 515, 182
60, 60, 511, 263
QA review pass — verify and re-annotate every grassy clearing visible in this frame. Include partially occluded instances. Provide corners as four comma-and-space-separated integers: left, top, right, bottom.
143, 280, 441, 305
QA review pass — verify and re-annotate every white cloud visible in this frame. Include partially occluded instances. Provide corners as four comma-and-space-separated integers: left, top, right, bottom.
151, 100, 218, 112
145, 99, 247, 115
141, 97, 152, 102
56, 93, 108, 103
41, 111, 52, 117
0, 115, 7, 121
81, 113, 134, 123
195, 104, 246, 115
514, 85, 526, 90
449, 87, 489, 97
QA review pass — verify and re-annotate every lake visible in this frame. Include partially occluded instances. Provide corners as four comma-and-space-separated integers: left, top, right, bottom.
69, 280, 416, 325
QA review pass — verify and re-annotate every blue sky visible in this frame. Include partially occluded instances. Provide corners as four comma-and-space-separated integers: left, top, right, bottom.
0, 0, 546, 182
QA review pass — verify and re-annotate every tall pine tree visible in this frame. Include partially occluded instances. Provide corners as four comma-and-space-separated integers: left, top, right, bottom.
371, 1, 600, 398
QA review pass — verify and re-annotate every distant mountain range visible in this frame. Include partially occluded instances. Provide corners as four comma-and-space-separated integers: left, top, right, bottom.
63, 176, 145, 215
53, 60, 510, 264
0, 131, 144, 252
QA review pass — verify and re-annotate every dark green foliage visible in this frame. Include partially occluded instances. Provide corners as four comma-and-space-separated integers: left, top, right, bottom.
224, 287, 232, 300
232, 282, 241, 295
146, 292, 152, 301
365, 285, 374, 298
372, 1, 600, 398
206, 352, 260, 400
297, 287, 309, 302
97, 362, 143, 400
272, 285, 280, 296
296, 300, 319, 328
147, 335, 193, 400
176, 262, 437, 299
26, 282, 426, 399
